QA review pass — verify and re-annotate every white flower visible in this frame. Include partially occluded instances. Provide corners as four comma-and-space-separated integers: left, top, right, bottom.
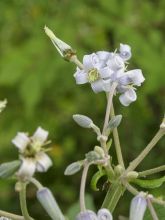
119, 43, 132, 61
119, 88, 137, 106
12, 132, 30, 151
74, 52, 113, 93
129, 193, 147, 220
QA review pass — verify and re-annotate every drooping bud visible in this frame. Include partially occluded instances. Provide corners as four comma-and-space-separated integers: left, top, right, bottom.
119, 43, 132, 61
76, 210, 97, 220
64, 161, 83, 175
44, 26, 76, 61
37, 187, 65, 220
97, 208, 113, 220
129, 193, 147, 220
73, 114, 93, 128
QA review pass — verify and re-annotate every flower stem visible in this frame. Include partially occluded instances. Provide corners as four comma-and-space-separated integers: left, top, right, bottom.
19, 182, 34, 220
30, 177, 43, 190
110, 104, 125, 168
70, 55, 83, 69
139, 165, 165, 177
126, 129, 164, 172
147, 199, 159, 220
102, 82, 118, 135
80, 161, 90, 212
0, 210, 24, 220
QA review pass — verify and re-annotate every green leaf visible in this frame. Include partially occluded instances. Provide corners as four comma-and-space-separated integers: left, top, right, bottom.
64, 161, 83, 175
90, 170, 106, 191
131, 176, 165, 189
0, 160, 21, 179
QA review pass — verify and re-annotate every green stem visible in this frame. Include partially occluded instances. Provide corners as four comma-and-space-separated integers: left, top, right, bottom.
70, 55, 83, 69
110, 104, 125, 168
139, 165, 165, 177
19, 182, 34, 220
126, 129, 164, 172
80, 161, 90, 212
30, 177, 43, 190
102, 181, 125, 212
147, 199, 159, 220
102, 83, 118, 135
0, 210, 24, 220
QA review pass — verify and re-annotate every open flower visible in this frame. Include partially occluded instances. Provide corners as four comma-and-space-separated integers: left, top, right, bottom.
12, 127, 52, 179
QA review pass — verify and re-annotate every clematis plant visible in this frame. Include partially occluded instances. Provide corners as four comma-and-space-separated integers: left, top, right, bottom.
0, 27, 165, 220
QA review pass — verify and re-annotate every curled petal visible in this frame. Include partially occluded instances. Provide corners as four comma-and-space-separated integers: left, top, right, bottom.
119, 89, 137, 106
74, 69, 88, 84
91, 79, 104, 93
18, 158, 36, 178
126, 69, 145, 86
36, 152, 52, 172
96, 51, 111, 66
129, 193, 147, 220
12, 132, 30, 151
119, 43, 132, 61
83, 53, 100, 70
76, 210, 97, 220
97, 208, 113, 220
99, 67, 113, 79
33, 127, 49, 144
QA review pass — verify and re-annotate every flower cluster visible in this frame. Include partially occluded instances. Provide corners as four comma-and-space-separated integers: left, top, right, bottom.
12, 127, 52, 179
74, 44, 145, 106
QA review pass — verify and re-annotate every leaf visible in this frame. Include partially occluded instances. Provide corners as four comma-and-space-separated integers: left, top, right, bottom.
131, 176, 165, 189
0, 160, 21, 179
64, 161, 83, 176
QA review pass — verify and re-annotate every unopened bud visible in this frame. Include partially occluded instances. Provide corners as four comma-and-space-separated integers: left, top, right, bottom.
64, 161, 83, 175
73, 114, 93, 128
107, 115, 122, 130
37, 187, 65, 220
76, 210, 97, 220
85, 151, 101, 162
126, 171, 138, 180
129, 192, 147, 220
97, 208, 113, 220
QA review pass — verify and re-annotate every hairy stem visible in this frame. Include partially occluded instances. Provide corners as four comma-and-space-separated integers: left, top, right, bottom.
80, 161, 90, 212
19, 182, 34, 220
139, 165, 165, 177
126, 129, 164, 172
111, 104, 125, 168
102, 82, 118, 135
147, 199, 159, 220
0, 210, 24, 220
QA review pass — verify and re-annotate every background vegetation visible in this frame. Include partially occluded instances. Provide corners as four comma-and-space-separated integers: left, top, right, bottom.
0, 0, 164, 219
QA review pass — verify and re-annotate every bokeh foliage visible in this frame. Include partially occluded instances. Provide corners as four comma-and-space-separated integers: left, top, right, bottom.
0, 0, 164, 219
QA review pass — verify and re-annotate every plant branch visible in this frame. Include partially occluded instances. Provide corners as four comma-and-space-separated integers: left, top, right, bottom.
19, 182, 34, 220
139, 165, 165, 177
102, 82, 118, 135
0, 210, 24, 220
126, 129, 164, 172
110, 104, 125, 168
147, 199, 159, 220
80, 161, 90, 212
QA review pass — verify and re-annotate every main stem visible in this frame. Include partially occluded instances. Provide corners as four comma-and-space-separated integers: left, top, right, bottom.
19, 182, 34, 220
80, 161, 90, 212
110, 104, 125, 168
0, 210, 24, 220
126, 129, 164, 172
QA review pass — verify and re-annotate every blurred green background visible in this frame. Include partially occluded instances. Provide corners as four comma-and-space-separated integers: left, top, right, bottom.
0, 0, 165, 219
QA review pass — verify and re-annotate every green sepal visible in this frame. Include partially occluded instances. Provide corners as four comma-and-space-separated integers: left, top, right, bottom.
90, 169, 106, 191
0, 160, 21, 179
131, 176, 165, 189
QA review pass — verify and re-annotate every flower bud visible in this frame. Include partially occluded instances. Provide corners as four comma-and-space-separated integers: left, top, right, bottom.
97, 208, 113, 220
64, 161, 83, 175
126, 171, 138, 180
129, 193, 147, 220
76, 210, 97, 220
85, 151, 101, 162
73, 114, 93, 128
119, 43, 132, 61
107, 115, 122, 130
37, 187, 65, 220
44, 26, 75, 61
0, 160, 21, 179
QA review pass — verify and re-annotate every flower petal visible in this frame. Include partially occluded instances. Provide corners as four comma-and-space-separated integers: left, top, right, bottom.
119, 43, 132, 61
18, 158, 36, 178
103, 79, 112, 92
91, 79, 104, 93
12, 132, 30, 151
74, 69, 88, 84
126, 69, 145, 86
36, 152, 52, 172
83, 53, 100, 70
33, 127, 49, 144
107, 55, 125, 71
119, 89, 137, 106
99, 67, 113, 79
